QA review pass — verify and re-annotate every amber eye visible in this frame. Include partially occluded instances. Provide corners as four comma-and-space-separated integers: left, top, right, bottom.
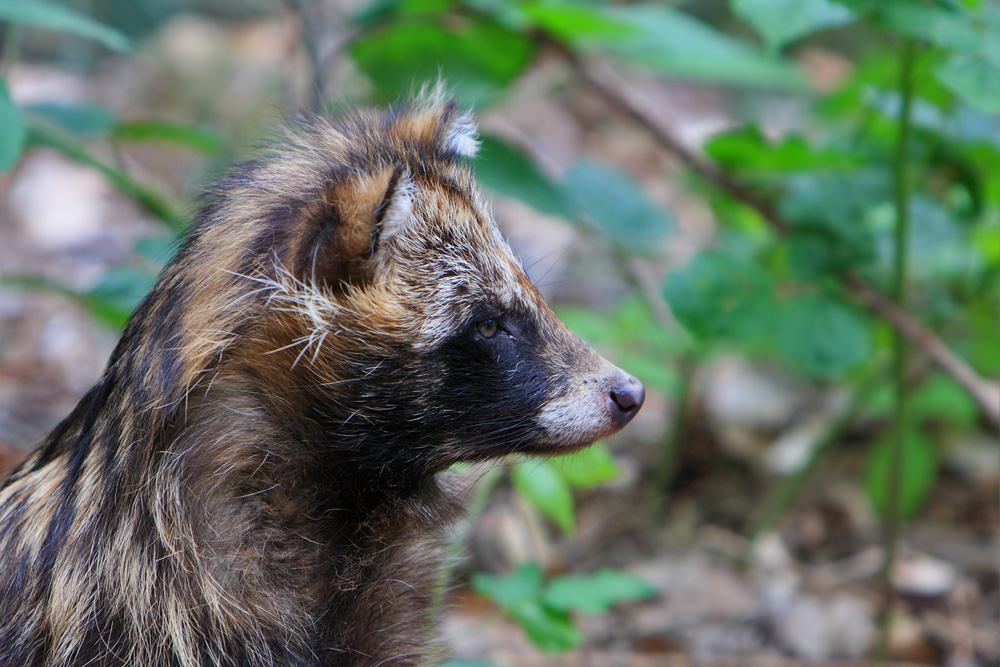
476, 319, 499, 339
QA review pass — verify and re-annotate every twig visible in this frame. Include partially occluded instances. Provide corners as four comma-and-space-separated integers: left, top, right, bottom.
552, 40, 788, 234
553, 40, 1000, 432
286, 0, 326, 112
845, 274, 1000, 428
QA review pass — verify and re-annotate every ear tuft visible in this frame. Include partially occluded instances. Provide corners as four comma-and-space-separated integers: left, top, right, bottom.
409, 81, 480, 158
373, 166, 414, 250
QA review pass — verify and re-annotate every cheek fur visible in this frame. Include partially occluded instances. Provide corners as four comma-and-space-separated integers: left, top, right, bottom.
428, 328, 555, 455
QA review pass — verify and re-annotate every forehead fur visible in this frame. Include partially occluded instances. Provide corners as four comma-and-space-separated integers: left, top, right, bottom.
196, 90, 529, 349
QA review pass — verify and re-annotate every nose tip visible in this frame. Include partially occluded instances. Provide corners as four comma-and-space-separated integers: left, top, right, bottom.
609, 374, 644, 427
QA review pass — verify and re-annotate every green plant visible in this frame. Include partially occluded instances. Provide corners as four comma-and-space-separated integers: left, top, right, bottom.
511, 443, 621, 535
0, 1, 223, 325
471, 563, 655, 653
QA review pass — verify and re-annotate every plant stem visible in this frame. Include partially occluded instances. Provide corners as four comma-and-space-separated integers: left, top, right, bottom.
28, 123, 187, 231
747, 380, 874, 542
877, 37, 917, 661
654, 353, 695, 509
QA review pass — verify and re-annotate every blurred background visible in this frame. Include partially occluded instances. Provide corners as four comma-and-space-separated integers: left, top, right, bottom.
0, 1, 998, 665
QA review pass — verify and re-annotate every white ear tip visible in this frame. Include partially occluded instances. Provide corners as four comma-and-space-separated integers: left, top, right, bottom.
444, 111, 480, 158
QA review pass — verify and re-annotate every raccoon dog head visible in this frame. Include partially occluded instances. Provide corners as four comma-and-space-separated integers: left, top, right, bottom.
232, 89, 643, 472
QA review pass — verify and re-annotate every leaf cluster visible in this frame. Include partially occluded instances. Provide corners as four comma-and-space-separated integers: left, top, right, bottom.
471, 563, 655, 652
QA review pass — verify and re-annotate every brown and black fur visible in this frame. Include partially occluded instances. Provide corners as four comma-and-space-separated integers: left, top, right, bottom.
0, 87, 644, 667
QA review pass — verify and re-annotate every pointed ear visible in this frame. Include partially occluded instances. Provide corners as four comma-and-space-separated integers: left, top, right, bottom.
436, 101, 479, 158
398, 93, 480, 159
294, 165, 413, 289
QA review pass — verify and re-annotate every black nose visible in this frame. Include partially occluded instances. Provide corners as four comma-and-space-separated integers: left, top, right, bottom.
608, 374, 644, 427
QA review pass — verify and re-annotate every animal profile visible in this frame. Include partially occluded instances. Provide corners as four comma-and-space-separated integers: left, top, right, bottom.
0, 86, 644, 666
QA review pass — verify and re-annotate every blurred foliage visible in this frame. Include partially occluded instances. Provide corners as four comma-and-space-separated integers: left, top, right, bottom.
2, 0, 999, 660
511, 444, 621, 535
471, 563, 655, 652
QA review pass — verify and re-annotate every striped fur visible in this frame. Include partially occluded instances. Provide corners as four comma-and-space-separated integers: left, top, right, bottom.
0, 89, 642, 666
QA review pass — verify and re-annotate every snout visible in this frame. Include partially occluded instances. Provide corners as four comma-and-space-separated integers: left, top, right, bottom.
529, 315, 648, 451
608, 372, 644, 428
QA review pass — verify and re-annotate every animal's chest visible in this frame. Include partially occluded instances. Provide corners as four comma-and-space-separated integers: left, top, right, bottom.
307, 524, 446, 667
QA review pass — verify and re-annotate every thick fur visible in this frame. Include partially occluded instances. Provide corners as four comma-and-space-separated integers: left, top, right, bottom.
0, 88, 641, 666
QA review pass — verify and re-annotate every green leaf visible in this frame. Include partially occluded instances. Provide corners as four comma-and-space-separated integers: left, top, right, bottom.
937, 46, 1000, 114
510, 600, 581, 653
83, 267, 157, 329
350, 14, 535, 105
663, 250, 774, 342
732, 0, 856, 52
112, 121, 224, 153
26, 123, 187, 230
563, 159, 672, 251
474, 134, 575, 218
590, 5, 803, 89
552, 444, 620, 489
864, 382, 896, 420
840, 0, 1000, 111
902, 195, 967, 278
471, 563, 544, 611
352, 0, 454, 26
842, 0, 981, 50
0, 0, 130, 52
523, 2, 636, 42
865, 427, 938, 520
512, 459, 576, 534
553, 305, 617, 347
782, 170, 891, 229
543, 569, 656, 614
25, 102, 116, 136
909, 374, 979, 428
471, 564, 582, 653
0, 79, 26, 171
24, 107, 223, 153
612, 297, 674, 348
780, 170, 886, 276
786, 228, 853, 281
617, 349, 681, 395
777, 294, 872, 380
705, 126, 858, 172
559, 299, 683, 396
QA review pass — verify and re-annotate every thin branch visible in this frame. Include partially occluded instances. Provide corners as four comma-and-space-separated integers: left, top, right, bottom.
286, 0, 326, 113
552, 40, 788, 234
554, 41, 1000, 432
844, 274, 1000, 428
